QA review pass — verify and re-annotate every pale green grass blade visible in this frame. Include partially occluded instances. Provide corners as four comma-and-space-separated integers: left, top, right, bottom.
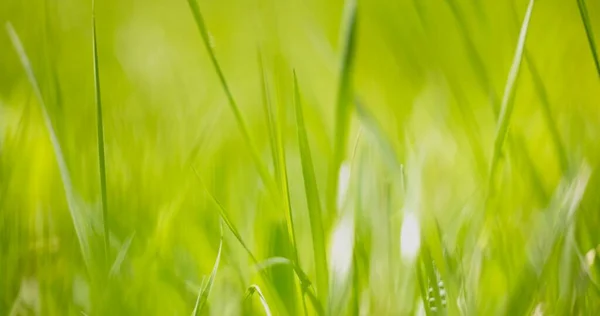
192, 166, 257, 262
92, 0, 110, 266
576, 0, 600, 77
192, 221, 223, 315
186, 0, 274, 191
294, 73, 329, 305
6, 22, 92, 269
109, 233, 135, 277
328, 0, 358, 218
420, 242, 446, 315
354, 99, 401, 174
416, 259, 432, 316
252, 256, 324, 315
488, 0, 534, 191
244, 285, 272, 316
258, 51, 280, 183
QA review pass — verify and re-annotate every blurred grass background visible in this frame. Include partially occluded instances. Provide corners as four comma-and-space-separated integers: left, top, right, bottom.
2, 0, 600, 314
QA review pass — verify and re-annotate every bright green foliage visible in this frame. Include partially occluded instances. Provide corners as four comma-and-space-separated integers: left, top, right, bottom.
2, 0, 600, 315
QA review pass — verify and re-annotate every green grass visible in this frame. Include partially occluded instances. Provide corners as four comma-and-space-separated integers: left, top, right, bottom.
2, 0, 600, 315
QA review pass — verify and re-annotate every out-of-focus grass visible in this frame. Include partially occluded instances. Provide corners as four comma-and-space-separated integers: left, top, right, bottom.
2, 0, 600, 315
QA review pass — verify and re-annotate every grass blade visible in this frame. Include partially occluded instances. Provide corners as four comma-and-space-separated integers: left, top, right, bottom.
92, 0, 110, 267
6, 22, 92, 269
192, 221, 223, 315
192, 166, 257, 262
328, 0, 358, 219
354, 99, 401, 174
244, 285, 272, 316
487, 0, 534, 192
576, 0, 600, 78
186, 0, 274, 192
258, 51, 280, 184
109, 233, 135, 277
192, 167, 322, 314
294, 73, 329, 305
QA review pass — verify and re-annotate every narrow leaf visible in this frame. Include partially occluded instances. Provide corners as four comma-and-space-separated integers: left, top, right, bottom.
244, 285, 273, 316
6, 22, 92, 269
294, 73, 329, 305
92, 0, 110, 266
186, 0, 274, 192
328, 0, 358, 218
192, 221, 223, 315
576, 0, 600, 77
488, 0, 535, 192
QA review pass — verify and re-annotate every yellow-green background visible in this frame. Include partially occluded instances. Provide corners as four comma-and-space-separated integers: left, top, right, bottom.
1, 0, 600, 314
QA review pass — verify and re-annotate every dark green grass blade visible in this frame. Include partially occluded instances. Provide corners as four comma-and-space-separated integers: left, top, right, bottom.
92, 0, 110, 267
294, 73, 329, 305
243, 285, 272, 316
6, 22, 92, 269
328, 0, 358, 218
192, 221, 223, 315
186, 0, 274, 192
488, 0, 534, 193
525, 54, 569, 172
576, 0, 600, 78
444, 0, 500, 112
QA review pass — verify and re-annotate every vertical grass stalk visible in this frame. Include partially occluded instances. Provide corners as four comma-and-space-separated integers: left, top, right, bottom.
294, 73, 329, 305
328, 0, 358, 221
92, 0, 110, 266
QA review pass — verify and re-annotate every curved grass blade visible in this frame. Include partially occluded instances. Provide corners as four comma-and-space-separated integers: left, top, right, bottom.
294, 73, 329, 304
192, 166, 257, 262
244, 285, 272, 316
192, 167, 322, 314
6, 22, 92, 269
576, 0, 600, 78
186, 0, 274, 192
92, 0, 110, 266
328, 0, 358, 219
192, 221, 223, 315
487, 0, 535, 193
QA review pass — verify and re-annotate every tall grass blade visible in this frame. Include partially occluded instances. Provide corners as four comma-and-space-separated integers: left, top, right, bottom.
328, 0, 358, 218
488, 0, 534, 191
244, 285, 272, 316
258, 51, 280, 183
192, 167, 321, 314
525, 54, 568, 172
576, 0, 600, 78
186, 0, 273, 191
6, 22, 92, 269
192, 221, 223, 315
92, 0, 110, 266
294, 73, 329, 305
